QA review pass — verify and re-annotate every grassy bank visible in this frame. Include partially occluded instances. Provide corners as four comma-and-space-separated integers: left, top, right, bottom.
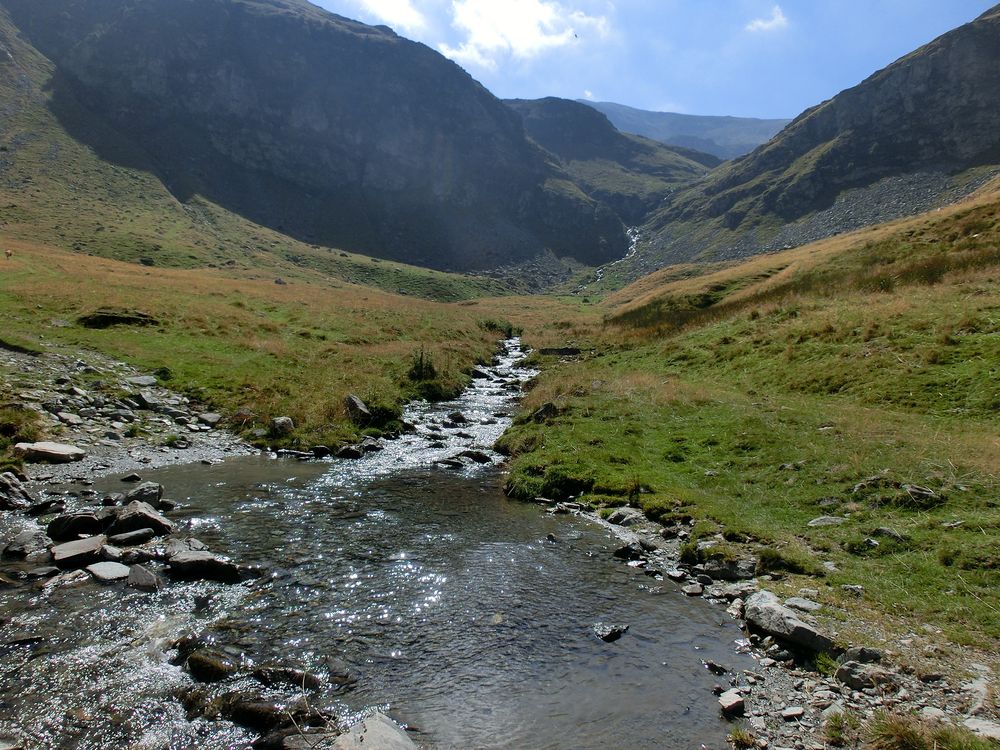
501, 184, 1000, 652
0, 240, 518, 450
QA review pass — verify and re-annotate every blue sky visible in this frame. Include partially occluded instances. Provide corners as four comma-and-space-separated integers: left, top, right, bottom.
310, 0, 995, 119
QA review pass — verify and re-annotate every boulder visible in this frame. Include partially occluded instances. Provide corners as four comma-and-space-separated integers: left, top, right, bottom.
198, 412, 223, 426
168, 550, 241, 583
459, 450, 492, 464
2, 529, 52, 560
46, 512, 104, 542
270, 416, 295, 436
310, 445, 332, 458
718, 689, 745, 717
52, 535, 107, 568
128, 564, 161, 592
837, 646, 882, 665
124, 482, 164, 504
593, 622, 629, 642
344, 395, 370, 425
86, 561, 131, 583
107, 501, 173, 537
0, 471, 36, 510
470, 367, 491, 379
744, 590, 834, 653
606, 507, 644, 526
835, 660, 897, 691
682, 584, 704, 596
12, 441, 86, 463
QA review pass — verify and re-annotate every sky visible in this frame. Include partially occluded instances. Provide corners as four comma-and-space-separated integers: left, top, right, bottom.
310, 0, 996, 119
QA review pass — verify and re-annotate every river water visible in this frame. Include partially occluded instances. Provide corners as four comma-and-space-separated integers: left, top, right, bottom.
0, 341, 749, 749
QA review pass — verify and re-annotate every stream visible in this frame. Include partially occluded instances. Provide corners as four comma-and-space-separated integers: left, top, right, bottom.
0, 340, 750, 749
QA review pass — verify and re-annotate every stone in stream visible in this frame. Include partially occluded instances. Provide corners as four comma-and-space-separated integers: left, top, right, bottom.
86, 561, 131, 583
127, 564, 161, 591
447, 411, 468, 423
682, 583, 704, 597
168, 550, 242, 583
13, 441, 87, 464
0, 471, 36, 510
470, 367, 491, 379
121, 473, 143, 483
252, 666, 322, 691
108, 528, 157, 546
459, 449, 492, 464
2, 530, 52, 560
46, 512, 104, 542
336, 445, 364, 460
310, 445, 332, 458
743, 590, 834, 653
593, 622, 629, 642
186, 649, 239, 682
344, 394, 371, 425
51, 535, 107, 568
124, 482, 164, 504
612, 542, 645, 561
107, 501, 173, 537
27, 498, 66, 516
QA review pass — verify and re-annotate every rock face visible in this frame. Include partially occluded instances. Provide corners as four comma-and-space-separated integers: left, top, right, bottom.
3, 0, 626, 271
645, 6, 1000, 263
743, 590, 834, 653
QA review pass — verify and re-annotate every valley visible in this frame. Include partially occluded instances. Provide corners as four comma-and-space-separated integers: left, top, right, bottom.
0, 1, 998, 749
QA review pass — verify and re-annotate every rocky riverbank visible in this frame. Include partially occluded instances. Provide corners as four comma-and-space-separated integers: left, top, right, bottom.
0, 345, 252, 483
539, 501, 1000, 748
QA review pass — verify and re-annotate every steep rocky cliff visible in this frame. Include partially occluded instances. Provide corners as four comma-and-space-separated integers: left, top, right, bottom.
1, 0, 626, 270
506, 97, 717, 224
642, 4, 1000, 265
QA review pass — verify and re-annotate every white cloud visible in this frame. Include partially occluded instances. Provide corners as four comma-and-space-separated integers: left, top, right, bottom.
745, 5, 788, 33
583, 89, 594, 100
438, 0, 609, 70
354, 0, 429, 33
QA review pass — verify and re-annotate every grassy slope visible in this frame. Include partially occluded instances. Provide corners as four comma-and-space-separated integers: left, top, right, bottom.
501, 182, 1000, 651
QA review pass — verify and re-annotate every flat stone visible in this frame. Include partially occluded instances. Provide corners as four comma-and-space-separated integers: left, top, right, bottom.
86, 561, 130, 583
719, 689, 745, 717
108, 528, 156, 546
52, 535, 107, 568
682, 583, 704, 596
782, 706, 805, 721
127, 375, 158, 387
785, 597, 822, 613
13, 441, 86, 463
198, 412, 223, 426
127, 564, 161, 592
808, 516, 846, 527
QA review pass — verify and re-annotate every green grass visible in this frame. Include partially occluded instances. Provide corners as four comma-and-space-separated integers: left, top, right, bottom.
503, 190, 1000, 649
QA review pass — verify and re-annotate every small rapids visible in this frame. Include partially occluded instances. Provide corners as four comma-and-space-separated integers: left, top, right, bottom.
0, 339, 749, 749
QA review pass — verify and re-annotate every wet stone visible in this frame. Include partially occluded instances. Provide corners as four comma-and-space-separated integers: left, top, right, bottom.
127, 564, 160, 591
108, 527, 156, 546
51, 535, 107, 569
593, 622, 629, 642
186, 649, 239, 682
86, 561, 130, 583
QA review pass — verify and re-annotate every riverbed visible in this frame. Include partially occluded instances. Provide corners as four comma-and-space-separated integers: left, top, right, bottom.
0, 341, 751, 749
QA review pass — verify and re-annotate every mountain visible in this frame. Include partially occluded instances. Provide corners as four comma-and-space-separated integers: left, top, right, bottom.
635, 4, 1000, 271
579, 101, 790, 160
0, 0, 626, 272
505, 97, 719, 224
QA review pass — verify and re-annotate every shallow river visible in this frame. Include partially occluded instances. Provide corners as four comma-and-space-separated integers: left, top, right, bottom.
0, 341, 750, 749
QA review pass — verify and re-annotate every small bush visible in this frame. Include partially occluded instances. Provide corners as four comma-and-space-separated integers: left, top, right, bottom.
824, 710, 860, 747
727, 726, 756, 749
814, 651, 839, 677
